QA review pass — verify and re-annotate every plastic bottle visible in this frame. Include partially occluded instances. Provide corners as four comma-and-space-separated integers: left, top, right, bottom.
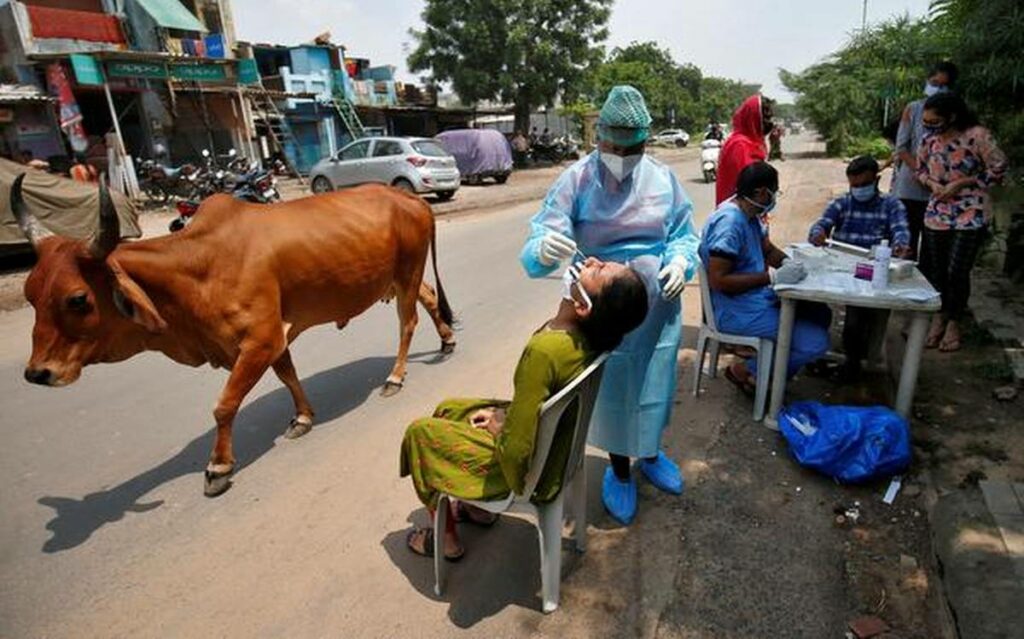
872, 239, 891, 290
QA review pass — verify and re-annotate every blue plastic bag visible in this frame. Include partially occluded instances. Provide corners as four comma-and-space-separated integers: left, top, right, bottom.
778, 402, 911, 483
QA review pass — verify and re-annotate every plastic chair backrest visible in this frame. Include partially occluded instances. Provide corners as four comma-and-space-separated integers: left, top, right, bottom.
517, 352, 610, 500
697, 261, 719, 332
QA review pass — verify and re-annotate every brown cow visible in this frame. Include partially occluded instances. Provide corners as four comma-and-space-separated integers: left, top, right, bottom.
11, 175, 456, 496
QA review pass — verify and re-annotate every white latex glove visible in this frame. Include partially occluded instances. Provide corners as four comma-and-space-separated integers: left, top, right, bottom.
769, 260, 807, 285
658, 256, 689, 300
538, 231, 577, 266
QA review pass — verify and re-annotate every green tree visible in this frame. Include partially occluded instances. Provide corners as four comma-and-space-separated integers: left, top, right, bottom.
407, 0, 612, 132
780, 15, 949, 154
585, 41, 755, 133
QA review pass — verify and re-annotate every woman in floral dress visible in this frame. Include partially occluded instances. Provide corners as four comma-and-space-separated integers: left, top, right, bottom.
401, 258, 648, 560
916, 93, 1007, 352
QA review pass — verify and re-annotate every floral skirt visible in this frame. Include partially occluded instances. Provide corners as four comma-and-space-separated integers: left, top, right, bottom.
399, 397, 511, 509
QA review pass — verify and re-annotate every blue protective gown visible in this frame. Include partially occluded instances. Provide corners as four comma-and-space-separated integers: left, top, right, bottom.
520, 151, 700, 458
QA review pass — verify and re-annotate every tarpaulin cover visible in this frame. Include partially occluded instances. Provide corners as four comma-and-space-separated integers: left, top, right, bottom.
135, 0, 207, 32
435, 129, 512, 177
779, 401, 911, 484
0, 159, 140, 246
27, 5, 125, 44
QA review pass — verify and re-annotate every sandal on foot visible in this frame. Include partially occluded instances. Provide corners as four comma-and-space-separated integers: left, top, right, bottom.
926, 321, 946, 349
406, 527, 464, 562
453, 501, 498, 527
938, 332, 961, 352
724, 365, 756, 397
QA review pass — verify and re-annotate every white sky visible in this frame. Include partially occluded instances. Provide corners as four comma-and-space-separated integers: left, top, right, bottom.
233, 0, 934, 101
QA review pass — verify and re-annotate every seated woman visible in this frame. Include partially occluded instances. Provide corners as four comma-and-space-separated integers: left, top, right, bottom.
401, 258, 649, 560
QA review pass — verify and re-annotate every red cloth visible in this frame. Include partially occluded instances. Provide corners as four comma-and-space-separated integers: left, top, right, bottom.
27, 5, 125, 44
716, 94, 767, 205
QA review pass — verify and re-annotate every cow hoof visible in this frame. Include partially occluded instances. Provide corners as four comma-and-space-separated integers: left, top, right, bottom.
284, 416, 313, 439
441, 340, 456, 355
380, 381, 403, 397
204, 469, 234, 497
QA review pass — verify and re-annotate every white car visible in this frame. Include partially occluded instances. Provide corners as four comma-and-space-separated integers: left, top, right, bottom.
652, 129, 690, 147
308, 137, 460, 201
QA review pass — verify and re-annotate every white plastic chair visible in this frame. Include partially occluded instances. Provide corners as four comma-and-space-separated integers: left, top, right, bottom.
433, 352, 610, 613
692, 262, 775, 421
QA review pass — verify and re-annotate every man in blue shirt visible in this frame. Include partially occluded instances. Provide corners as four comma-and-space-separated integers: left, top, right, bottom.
700, 161, 831, 395
808, 155, 911, 378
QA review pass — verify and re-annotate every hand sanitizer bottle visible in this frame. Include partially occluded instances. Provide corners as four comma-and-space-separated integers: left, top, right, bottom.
872, 239, 891, 290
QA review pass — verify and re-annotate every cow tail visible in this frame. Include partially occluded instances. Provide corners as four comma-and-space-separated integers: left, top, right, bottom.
430, 219, 455, 326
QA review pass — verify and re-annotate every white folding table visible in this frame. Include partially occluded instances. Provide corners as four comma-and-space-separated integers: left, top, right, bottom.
764, 248, 942, 429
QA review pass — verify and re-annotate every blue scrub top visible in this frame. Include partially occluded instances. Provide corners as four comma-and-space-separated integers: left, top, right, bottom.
699, 201, 777, 328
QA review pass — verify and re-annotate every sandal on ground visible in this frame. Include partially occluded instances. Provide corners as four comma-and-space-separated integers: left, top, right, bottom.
453, 501, 498, 527
722, 344, 757, 359
724, 364, 756, 397
406, 527, 464, 562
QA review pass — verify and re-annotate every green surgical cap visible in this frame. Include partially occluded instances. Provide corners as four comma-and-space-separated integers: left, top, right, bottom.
597, 85, 652, 146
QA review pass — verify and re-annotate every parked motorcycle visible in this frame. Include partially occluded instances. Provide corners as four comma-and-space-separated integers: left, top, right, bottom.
137, 158, 198, 202
168, 199, 200, 232
700, 139, 721, 183
231, 164, 281, 203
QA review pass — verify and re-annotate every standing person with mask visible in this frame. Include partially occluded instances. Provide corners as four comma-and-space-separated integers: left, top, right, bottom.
700, 162, 831, 395
893, 61, 959, 257
916, 92, 1007, 352
520, 85, 700, 525
716, 94, 774, 206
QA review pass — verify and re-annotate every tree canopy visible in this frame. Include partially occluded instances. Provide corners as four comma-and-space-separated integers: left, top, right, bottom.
407, 0, 613, 131
584, 41, 758, 133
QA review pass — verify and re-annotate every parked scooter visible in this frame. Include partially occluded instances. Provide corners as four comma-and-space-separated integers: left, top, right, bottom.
700, 138, 721, 183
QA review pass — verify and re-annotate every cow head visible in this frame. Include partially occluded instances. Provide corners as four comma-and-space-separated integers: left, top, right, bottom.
12, 174, 166, 386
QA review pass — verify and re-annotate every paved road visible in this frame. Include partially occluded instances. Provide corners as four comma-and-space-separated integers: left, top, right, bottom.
0, 146, 727, 637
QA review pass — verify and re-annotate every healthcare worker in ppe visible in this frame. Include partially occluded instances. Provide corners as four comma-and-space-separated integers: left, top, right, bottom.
519, 85, 700, 525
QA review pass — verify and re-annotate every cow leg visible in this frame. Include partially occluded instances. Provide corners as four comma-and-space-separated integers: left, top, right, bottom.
382, 284, 419, 397
418, 281, 456, 354
206, 341, 280, 497
272, 349, 315, 440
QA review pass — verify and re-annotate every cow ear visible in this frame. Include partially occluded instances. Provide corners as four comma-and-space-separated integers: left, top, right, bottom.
106, 258, 167, 333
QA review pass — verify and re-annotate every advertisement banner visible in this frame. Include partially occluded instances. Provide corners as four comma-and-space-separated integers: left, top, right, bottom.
46, 62, 88, 152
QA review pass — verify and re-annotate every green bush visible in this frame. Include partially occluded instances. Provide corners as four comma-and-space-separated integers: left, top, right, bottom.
845, 136, 893, 160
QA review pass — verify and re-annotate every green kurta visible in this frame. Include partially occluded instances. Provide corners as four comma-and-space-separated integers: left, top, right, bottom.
400, 328, 594, 507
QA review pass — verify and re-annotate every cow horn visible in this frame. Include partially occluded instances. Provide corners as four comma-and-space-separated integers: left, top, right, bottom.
9, 173, 51, 248
89, 175, 120, 258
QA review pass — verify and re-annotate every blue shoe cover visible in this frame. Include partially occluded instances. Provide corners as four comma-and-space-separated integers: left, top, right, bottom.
602, 466, 637, 525
640, 451, 684, 495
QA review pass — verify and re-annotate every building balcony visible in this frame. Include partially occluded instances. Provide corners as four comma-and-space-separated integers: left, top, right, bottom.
10, 0, 127, 55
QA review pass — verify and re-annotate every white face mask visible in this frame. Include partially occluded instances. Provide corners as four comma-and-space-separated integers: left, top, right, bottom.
923, 82, 946, 97
561, 263, 592, 311
600, 152, 641, 182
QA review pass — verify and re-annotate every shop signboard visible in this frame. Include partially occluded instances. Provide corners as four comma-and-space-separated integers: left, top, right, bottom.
107, 61, 167, 80
171, 64, 227, 82
237, 58, 260, 85
69, 53, 104, 86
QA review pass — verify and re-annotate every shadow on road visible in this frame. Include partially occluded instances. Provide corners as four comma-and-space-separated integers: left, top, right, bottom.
382, 510, 590, 627
36, 351, 446, 553
381, 452, 622, 627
